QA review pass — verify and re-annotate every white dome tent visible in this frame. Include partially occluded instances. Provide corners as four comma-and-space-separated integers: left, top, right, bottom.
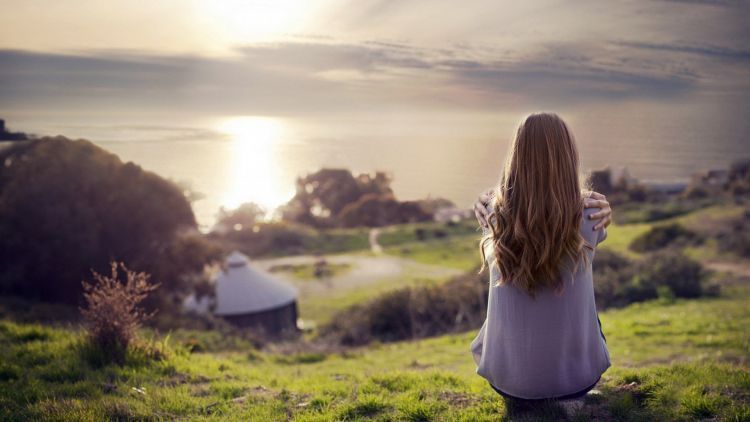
213, 251, 299, 337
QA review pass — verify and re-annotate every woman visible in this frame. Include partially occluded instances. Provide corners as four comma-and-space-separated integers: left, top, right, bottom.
470, 112, 612, 405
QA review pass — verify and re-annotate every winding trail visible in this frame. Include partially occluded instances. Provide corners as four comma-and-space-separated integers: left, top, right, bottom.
254, 253, 463, 298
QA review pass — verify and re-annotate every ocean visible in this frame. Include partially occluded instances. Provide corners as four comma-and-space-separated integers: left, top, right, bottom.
3, 104, 748, 230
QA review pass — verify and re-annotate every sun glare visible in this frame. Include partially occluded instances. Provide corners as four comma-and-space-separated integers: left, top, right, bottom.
218, 116, 293, 214
198, 0, 321, 43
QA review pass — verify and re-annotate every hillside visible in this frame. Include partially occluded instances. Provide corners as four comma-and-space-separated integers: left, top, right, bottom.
1, 283, 748, 420
2, 200, 750, 420
281, 201, 748, 324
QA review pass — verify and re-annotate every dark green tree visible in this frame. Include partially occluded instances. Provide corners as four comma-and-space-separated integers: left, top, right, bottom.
0, 137, 220, 306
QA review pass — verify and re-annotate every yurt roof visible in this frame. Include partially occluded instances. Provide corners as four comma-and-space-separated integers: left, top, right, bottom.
214, 251, 298, 316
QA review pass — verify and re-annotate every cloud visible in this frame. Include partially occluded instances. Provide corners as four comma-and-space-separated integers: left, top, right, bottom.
0, 34, 744, 117
614, 41, 750, 62
654, 0, 746, 7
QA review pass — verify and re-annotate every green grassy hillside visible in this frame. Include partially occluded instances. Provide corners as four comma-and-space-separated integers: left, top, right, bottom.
2, 201, 749, 420
384, 202, 749, 269
1, 283, 748, 420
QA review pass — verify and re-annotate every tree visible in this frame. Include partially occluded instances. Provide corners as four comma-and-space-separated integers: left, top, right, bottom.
0, 137, 220, 306
280, 168, 394, 227
215, 202, 266, 230
338, 193, 432, 227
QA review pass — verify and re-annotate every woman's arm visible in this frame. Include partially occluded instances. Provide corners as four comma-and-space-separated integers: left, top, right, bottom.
473, 189, 613, 231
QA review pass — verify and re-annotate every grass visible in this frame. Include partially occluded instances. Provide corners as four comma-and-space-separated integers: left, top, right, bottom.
2, 283, 748, 420
301, 228, 372, 255
379, 202, 738, 269
598, 223, 651, 259
376, 219, 479, 247
381, 220, 651, 271
385, 236, 480, 271
3, 200, 749, 420
612, 197, 718, 225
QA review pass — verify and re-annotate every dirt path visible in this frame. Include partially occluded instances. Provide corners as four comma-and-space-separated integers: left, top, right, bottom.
254, 253, 463, 297
704, 260, 750, 279
369, 228, 383, 255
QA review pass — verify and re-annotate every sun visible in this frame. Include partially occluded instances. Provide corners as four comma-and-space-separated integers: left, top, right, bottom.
218, 116, 293, 214
198, 0, 322, 43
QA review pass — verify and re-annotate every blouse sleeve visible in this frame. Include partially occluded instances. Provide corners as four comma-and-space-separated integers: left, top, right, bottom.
480, 196, 495, 236
597, 226, 608, 245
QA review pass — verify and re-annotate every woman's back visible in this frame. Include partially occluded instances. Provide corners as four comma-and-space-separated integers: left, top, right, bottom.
470, 204, 610, 400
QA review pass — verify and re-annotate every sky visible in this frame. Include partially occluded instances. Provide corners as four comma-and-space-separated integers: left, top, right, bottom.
1, 0, 749, 120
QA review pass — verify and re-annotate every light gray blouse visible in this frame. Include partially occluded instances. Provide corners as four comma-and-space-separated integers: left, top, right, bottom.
470, 204, 611, 399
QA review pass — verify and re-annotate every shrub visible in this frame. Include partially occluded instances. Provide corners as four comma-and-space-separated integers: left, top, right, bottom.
594, 248, 631, 272
718, 231, 750, 257
338, 193, 432, 227
80, 262, 159, 365
635, 250, 704, 298
592, 249, 711, 308
717, 211, 750, 257
216, 221, 369, 257
629, 223, 699, 252
321, 270, 487, 346
593, 250, 637, 308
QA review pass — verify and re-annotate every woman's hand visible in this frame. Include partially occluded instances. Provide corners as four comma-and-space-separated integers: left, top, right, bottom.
584, 191, 613, 230
474, 189, 494, 230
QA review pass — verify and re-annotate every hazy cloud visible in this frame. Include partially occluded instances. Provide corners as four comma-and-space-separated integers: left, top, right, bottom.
3, 34, 736, 116
614, 41, 750, 61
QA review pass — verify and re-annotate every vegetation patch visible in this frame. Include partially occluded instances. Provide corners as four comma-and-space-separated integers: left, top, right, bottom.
385, 236, 479, 271
80, 262, 160, 366
321, 270, 487, 346
1, 286, 749, 419
629, 222, 700, 252
337, 396, 393, 420
274, 352, 328, 365
613, 198, 717, 224
716, 210, 750, 258
594, 249, 718, 309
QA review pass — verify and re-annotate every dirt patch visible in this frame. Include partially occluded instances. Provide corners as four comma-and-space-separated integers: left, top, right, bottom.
705, 261, 750, 280
157, 372, 189, 387
437, 390, 478, 407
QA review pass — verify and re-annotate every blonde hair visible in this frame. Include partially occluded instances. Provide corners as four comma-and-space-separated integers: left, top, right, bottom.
480, 112, 593, 297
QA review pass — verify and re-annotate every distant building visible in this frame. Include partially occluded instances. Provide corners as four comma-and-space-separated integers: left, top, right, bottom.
434, 207, 473, 223
184, 251, 299, 338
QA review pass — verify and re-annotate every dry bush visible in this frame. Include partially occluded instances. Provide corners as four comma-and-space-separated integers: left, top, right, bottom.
80, 262, 159, 365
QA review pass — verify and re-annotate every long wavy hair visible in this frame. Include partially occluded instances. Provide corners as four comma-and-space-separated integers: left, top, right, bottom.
480, 112, 593, 297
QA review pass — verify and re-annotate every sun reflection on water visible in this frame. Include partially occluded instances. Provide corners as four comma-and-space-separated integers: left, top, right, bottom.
218, 116, 294, 215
